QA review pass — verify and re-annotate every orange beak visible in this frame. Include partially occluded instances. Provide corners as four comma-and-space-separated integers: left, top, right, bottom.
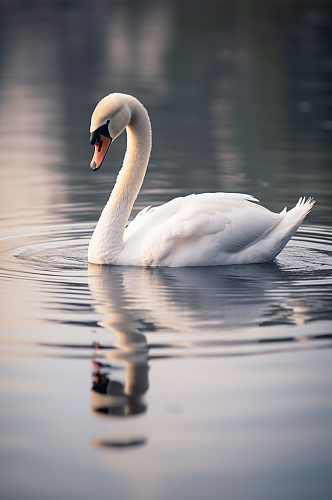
90, 134, 112, 171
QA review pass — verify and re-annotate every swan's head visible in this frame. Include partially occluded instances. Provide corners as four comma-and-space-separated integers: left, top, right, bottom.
89, 94, 131, 171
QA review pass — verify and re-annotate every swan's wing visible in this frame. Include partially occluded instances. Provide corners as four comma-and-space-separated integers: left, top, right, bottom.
124, 193, 285, 265
126, 193, 260, 237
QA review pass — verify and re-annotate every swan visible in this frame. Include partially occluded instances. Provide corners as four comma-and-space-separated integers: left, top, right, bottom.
88, 93, 314, 266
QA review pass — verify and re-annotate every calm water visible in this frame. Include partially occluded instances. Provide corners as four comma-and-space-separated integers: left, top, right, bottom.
0, 2, 332, 499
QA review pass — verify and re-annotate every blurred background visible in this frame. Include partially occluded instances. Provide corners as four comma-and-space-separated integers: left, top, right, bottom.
0, 0, 331, 229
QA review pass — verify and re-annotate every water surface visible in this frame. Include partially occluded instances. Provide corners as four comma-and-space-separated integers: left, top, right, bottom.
0, 2, 332, 500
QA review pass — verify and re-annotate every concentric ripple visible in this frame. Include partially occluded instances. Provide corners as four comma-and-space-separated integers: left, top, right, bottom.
0, 223, 331, 361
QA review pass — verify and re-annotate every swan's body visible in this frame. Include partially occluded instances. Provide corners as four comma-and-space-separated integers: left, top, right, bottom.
88, 93, 314, 267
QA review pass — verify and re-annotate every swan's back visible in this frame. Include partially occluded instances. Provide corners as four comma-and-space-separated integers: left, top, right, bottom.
120, 194, 314, 267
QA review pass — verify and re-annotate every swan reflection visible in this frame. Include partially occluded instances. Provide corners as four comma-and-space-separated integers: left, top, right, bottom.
88, 264, 149, 418
88, 258, 319, 377
87, 255, 327, 448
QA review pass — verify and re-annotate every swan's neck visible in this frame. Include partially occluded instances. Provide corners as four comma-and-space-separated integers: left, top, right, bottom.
89, 104, 151, 264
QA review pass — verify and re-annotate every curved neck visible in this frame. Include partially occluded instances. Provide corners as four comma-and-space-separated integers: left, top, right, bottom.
89, 103, 152, 263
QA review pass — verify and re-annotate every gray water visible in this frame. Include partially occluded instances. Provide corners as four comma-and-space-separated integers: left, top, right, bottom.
0, 1, 332, 499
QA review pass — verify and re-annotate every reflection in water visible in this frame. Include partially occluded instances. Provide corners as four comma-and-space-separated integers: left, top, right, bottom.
85, 247, 331, 455
88, 265, 149, 419
91, 437, 146, 449
87, 244, 331, 375
88, 261, 318, 335
91, 359, 148, 418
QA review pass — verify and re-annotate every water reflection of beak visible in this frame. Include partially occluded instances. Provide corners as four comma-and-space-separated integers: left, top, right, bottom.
91, 359, 148, 417
90, 126, 112, 171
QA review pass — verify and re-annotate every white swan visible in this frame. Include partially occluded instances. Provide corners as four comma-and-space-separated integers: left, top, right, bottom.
88, 93, 314, 267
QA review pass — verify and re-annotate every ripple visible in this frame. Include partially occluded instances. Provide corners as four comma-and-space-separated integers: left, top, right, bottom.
0, 223, 331, 360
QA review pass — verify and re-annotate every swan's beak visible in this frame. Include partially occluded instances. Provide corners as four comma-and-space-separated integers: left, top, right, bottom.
90, 134, 112, 171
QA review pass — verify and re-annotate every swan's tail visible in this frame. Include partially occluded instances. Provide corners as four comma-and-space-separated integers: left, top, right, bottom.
292, 196, 316, 225
275, 197, 315, 233
260, 197, 315, 261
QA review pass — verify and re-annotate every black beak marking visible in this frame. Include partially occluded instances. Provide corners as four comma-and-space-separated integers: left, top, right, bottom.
90, 122, 111, 145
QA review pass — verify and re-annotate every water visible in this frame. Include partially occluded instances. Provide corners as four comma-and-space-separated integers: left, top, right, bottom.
0, 1, 332, 499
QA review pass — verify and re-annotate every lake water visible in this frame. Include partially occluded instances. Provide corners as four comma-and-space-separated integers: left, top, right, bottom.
0, 2, 332, 500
